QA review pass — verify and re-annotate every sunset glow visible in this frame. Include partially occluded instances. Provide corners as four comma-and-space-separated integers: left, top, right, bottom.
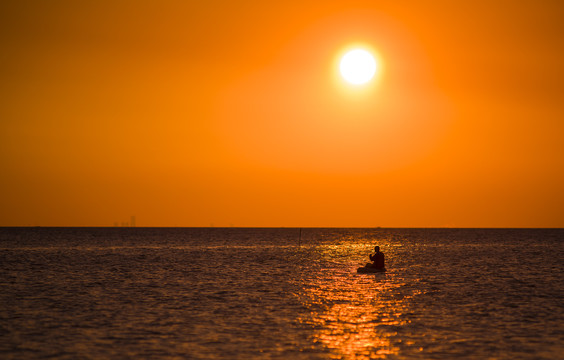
0, 2, 562, 227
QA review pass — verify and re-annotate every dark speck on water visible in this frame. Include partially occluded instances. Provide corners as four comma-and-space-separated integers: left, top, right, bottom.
0, 227, 563, 359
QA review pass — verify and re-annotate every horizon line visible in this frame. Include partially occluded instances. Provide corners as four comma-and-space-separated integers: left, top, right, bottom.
1, 226, 562, 230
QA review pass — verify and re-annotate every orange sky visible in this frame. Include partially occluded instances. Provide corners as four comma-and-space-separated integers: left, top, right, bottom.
1, 1, 563, 227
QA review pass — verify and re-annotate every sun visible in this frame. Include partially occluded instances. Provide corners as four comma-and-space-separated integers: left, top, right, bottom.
339, 49, 377, 85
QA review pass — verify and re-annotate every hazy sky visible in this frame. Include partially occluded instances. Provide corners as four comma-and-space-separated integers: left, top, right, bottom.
1, 1, 563, 227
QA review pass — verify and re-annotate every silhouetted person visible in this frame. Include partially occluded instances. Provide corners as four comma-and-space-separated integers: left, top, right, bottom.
367, 246, 385, 269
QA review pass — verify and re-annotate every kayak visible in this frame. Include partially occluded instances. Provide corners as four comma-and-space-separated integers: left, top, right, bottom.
357, 266, 386, 273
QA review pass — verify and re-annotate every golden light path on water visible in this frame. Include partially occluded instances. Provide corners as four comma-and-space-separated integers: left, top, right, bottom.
294, 244, 423, 359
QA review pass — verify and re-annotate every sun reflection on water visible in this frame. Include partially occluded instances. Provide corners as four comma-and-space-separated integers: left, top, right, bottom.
296, 244, 410, 359
315, 304, 399, 359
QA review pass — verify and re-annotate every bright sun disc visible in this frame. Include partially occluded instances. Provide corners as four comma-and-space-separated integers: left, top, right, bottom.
339, 49, 377, 85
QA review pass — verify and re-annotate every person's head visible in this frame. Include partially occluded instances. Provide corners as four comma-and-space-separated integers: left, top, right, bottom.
374, 246, 380, 252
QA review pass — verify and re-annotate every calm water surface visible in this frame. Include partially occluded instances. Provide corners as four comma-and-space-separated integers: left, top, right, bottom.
0, 228, 563, 359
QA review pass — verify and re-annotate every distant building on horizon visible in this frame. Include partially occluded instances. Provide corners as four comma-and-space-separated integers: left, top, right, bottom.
114, 216, 136, 227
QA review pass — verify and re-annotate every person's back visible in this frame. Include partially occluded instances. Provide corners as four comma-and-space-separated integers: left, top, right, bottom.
373, 251, 385, 269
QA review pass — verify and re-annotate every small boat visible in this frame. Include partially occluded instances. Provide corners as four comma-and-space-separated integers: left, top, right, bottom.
357, 266, 386, 274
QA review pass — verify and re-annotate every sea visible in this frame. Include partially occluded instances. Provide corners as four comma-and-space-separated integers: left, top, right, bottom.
0, 227, 562, 359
